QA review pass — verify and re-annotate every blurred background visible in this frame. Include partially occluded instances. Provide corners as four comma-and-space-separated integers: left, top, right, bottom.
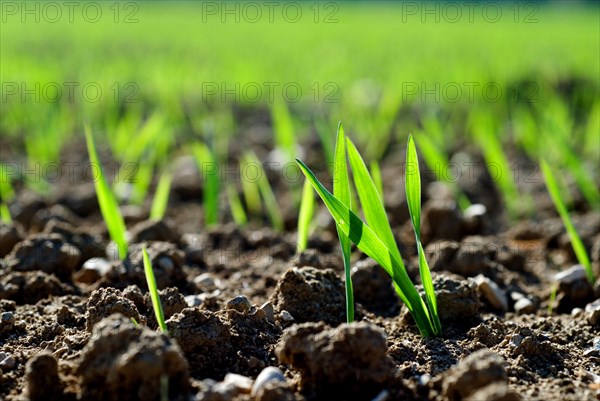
1, 0, 599, 226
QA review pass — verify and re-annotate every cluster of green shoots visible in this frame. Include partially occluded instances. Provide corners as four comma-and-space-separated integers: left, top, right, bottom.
296, 123, 442, 337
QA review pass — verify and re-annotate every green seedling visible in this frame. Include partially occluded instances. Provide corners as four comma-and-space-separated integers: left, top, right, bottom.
244, 151, 284, 231
547, 283, 558, 315
0, 163, 15, 203
226, 184, 247, 226
0, 163, 14, 224
297, 179, 315, 252
539, 97, 600, 209
84, 125, 128, 260
142, 246, 168, 333
333, 123, 354, 323
150, 170, 172, 221
471, 109, 532, 217
240, 156, 262, 216
271, 100, 296, 160
0, 203, 11, 223
405, 134, 442, 335
540, 159, 594, 283
297, 125, 441, 337
192, 142, 220, 226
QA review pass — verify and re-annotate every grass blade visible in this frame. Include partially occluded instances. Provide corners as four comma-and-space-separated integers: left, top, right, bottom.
405, 135, 422, 239
226, 184, 248, 226
150, 170, 172, 221
0, 163, 15, 203
346, 138, 402, 262
297, 179, 315, 252
296, 158, 435, 337
271, 100, 295, 160
540, 159, 594, 283
333, 122, 354, 322
84, 125, 128, 260
192, 143, 220, 226
142, 246, 168, 334
246, 152, 284, 231
0, 203, 11, 223
406, 134, 442, 335
240, 158, 262, 215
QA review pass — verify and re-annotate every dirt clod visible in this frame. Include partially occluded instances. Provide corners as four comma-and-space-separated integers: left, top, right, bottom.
443, 349, 513, 401
6, 233, 80, 281
277, 321, 395, 400
78, 314, 189, 401
434, 274, 481, 325
85, 287, 145, 332
0, 222, 24, 257
24, 352, 65, 401
271, 267, 346, 326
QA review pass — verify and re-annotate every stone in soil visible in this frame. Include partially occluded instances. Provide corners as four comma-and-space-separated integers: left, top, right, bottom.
74, 257, 112, 284
251, 366, 286, 397
474, 274, 508, 312
277, 322, 396, 400
553, 265, 596, 312
513, 296, 536, 314
585, 299, 600, 326
77, 314, 189, 401
270, 266, 346, 326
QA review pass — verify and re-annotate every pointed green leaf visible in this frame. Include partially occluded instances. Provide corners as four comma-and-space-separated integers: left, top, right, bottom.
226, 184, 247, 226
405, 134, 422, 240
406, 134, 442, 335
142, 247, 168, 333
297, 179, 315, 252
85, 125, 128, 260
346, 138, 401, 263
192, 143, 220, 226
541, 159, 594, 283
150, 170, 172, 221
296, 158, 435, 336
333, 122, 354, 322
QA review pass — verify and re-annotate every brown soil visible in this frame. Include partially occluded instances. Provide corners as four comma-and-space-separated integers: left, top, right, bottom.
0, 138, 599, 401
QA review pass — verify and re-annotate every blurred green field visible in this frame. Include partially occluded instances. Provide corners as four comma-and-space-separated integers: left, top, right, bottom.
1, 1, 599, 214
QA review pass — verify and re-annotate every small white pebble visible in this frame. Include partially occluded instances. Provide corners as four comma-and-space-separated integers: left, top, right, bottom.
251, 367, 286, 397
223, 373, 253, 393
280, 310, 294, 322
554, 265, 587, 285
371, 390, 390, 401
